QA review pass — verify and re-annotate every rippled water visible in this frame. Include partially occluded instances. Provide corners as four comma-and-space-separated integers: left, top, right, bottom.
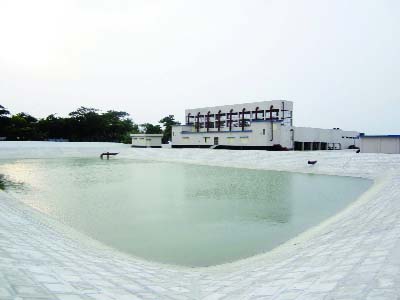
0, 152, 372, 267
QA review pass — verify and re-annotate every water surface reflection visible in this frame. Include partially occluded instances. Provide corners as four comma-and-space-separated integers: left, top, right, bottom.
0, 158, 371, 266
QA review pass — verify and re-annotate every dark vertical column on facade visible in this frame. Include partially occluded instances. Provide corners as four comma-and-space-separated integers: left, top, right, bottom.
270, 105, 274, 141
206, 111, 210, 132
241, 108, 246, 131
255, 106, 259, 121
290, 129, 294, 149
229, 109, 233, 132
282, 101, 285, 120
187, 113, 191, 125
196, 112, 200, 132
217, 110, 221, 132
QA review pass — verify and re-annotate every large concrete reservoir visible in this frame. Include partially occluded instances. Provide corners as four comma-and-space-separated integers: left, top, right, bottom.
1, 142, 400, 299
0, 152, 371, 267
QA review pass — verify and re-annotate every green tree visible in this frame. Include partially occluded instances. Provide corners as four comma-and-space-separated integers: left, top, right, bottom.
68, 107, 105, 141
0, 105, 11, 138
0, 105, 10, 117
159, 115, 180, 143
8, 113, 40, 140
1, 105, 139, 143
68, 107, 139, 143
140, 123, 163, 134
37, 114, 71, 140
103, 110, 137, 143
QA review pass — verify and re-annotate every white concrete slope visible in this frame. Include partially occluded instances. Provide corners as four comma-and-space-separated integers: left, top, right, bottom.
1, 146, 400, 300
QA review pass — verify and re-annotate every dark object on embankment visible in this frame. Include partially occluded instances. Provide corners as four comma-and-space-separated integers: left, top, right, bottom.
308, 160, 318, 165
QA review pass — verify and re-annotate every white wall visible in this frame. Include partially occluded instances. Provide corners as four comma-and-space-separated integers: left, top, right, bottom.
172, 122, 294, 149
184, 100, 294, 130
172, 124, 360, 150
293, 127, 359, 149
361, 137, 400, 154
131, 135, 163, 148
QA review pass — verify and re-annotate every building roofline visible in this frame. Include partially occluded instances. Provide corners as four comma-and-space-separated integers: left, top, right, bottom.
181, 130, 253, 134
130, 134, 163, 137
361, 135, 400, 138
185, 100, 292, 112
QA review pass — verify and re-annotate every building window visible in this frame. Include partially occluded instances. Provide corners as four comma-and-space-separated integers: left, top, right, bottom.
226, 136, 235, 144
263, 129, 265, 135
204, 137, 210, 143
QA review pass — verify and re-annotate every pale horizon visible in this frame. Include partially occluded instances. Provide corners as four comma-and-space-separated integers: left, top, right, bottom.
1, 0, 399, 134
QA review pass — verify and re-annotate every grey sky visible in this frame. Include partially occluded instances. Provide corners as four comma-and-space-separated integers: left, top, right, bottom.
0, 0, 399, 134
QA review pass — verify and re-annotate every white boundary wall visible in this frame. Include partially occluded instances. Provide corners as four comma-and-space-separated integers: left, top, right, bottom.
361, 136, 400, 154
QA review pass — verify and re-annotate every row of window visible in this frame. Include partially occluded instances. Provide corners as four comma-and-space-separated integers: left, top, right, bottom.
132, 138, 152, 141
181, 136, 249, 142
189, 120, 252, 128
187, 110, 291, 118
187, 110, 292, 122
182, 136, 249, 139
294, 141, 343, 151
342, 136, 359, 139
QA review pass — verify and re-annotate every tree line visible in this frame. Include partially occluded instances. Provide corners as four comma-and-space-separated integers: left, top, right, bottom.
0, 104, 180, 144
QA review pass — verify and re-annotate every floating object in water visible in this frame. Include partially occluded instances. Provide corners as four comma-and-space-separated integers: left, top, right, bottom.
100, 152, 119, 160
308, 160, 317, 165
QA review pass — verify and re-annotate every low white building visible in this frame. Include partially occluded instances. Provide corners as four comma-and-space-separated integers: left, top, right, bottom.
360, 135, 400, 154
172, 100, 360, 151
293, 127, 359, 151
131, 134, 163, 148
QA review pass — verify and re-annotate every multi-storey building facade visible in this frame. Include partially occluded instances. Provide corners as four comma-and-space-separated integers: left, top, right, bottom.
172, 100, 360, 150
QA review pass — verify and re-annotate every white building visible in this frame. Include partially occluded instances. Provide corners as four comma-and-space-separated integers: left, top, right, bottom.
131, 134, 163, 148
172, 100, 360, 150
360, 135, 400, 154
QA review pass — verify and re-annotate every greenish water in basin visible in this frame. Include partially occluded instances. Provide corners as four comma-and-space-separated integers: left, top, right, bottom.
0, 157, 371, 267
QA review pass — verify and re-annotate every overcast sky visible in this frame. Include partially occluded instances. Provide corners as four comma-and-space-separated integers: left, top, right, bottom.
0, 0, 399, 134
